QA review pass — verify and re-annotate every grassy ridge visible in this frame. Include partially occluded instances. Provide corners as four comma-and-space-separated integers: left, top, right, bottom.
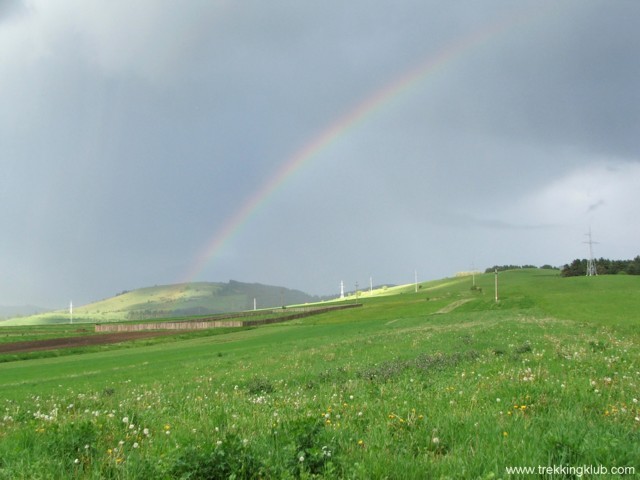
0, 269, 638, 478
1, 281, 327, 326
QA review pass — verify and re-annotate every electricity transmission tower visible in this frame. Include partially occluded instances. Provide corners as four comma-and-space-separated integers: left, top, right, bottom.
584, 228, 599, 276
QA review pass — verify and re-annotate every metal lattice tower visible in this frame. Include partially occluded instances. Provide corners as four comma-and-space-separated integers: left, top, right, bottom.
584, 228, 599, 276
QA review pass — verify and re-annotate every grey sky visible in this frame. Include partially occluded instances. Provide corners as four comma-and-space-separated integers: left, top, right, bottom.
1, 0, 639, 307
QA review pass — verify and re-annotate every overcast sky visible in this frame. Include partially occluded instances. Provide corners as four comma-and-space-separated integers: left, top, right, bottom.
1, 0, 639, 308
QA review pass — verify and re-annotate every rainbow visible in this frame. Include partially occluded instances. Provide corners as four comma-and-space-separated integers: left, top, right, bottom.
179, 5, 559, 285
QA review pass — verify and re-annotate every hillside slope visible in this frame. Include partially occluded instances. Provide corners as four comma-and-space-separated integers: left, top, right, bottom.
1, 280, 328, 325
0, 305, 49, 320
1, 268, 639, 478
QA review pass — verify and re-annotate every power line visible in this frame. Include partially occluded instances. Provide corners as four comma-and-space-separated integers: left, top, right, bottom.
583, 228, 599, 276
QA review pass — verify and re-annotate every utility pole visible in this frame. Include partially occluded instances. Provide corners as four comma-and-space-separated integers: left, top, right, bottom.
69, 300, 73, 324
494, 269, 499, 303
414, 270, 418, 293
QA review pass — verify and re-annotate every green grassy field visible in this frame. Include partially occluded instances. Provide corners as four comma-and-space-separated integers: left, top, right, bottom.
0, 269, 638, 479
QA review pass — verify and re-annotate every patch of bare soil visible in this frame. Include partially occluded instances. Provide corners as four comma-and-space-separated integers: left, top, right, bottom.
0, 331, 184, 354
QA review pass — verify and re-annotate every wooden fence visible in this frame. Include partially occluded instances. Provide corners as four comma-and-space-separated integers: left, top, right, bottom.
95, 303, 361, 333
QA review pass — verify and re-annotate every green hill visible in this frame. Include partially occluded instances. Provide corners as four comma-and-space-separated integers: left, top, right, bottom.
0, 305, 49, 320
1, 280, 328, 325
0, 268, 639, 478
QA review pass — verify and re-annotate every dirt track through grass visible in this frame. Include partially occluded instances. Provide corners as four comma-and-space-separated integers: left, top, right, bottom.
435, 298, 474, 313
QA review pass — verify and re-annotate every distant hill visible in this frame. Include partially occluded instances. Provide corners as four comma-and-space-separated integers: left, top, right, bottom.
1, 281, 332, 325
105, 280, 329, 320
0, 305, 50, 320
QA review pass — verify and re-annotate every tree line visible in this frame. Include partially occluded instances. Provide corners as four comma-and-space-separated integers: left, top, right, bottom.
560, 256, 640, 277
484, 265, 556, 273
482, 259, 640, 277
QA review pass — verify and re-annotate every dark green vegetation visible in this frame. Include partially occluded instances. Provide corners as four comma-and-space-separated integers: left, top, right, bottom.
0, 269, 638, 479
484, 264, 556, 273
561, 256, 640, 277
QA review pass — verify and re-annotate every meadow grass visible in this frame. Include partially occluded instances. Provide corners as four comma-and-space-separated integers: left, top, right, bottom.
0, 270, 638, 479
0, 324, 93, 344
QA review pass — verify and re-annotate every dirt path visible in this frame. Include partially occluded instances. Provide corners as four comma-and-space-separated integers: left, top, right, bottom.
435, 298, 474, 314
0, 331, 183, 354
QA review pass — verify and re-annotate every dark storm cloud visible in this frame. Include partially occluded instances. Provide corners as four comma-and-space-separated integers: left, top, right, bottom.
1, 0, 639, 307
0, 0, 25, 21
